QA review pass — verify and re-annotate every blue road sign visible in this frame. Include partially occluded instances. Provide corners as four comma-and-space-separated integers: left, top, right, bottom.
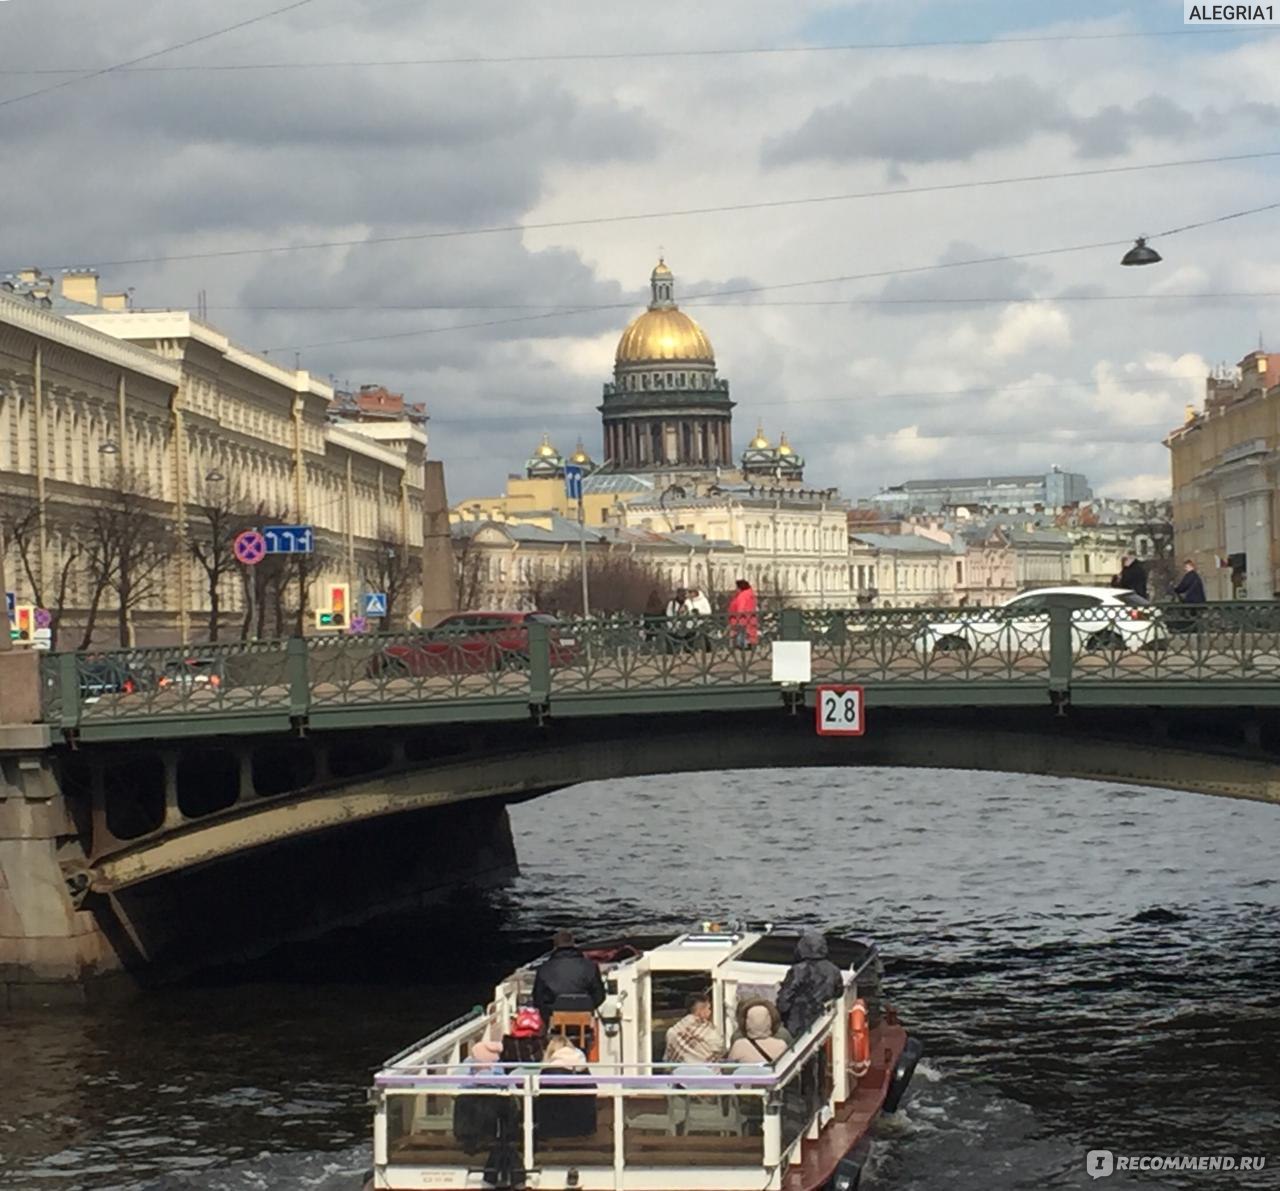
363, 592, 388, 617
564, 464, 584, 501
262, 525, 315, 555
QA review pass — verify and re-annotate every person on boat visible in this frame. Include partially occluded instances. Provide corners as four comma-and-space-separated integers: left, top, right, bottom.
536, 1034, 597, 1139
776, 931, 844, 1038
452, 1038, 508, 1154
663, 993, 725, 1063
730, 996, 793, 1046
500, 1005, 547, 1065
531, 930, 606, 1021
726, 1004, 788, 1064
727, 578, 759, 649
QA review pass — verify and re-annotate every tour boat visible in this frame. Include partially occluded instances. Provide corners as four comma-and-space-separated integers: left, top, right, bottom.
364, 925, 922, 1191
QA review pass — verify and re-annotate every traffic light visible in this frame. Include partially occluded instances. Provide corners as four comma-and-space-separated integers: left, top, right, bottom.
314, 584, 349, 631
10, 605, 34, 643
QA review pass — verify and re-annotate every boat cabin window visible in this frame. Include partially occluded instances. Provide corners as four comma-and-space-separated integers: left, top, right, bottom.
647, 972, 719, 1060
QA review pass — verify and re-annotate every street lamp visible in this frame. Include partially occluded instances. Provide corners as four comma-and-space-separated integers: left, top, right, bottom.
1121, 236, 1162, 266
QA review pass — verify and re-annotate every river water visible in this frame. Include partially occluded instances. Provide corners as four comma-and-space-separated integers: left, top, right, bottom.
1, 769, 1277, 1190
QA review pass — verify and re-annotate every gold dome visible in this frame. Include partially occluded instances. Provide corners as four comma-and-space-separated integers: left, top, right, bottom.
777, 432, 794, 456
615, 257, 715, 366
569, 438, 594, 465
534, 432, 560, 458
616, 309, 714, 365
748, 423, 771, 450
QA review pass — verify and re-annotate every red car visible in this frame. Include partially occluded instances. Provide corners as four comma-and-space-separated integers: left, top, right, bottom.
369, 611, 578, 676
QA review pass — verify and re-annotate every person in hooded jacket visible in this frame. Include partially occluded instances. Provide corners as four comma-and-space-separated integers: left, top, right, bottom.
776, 931, 844, 1038
532, 930, 606, 1021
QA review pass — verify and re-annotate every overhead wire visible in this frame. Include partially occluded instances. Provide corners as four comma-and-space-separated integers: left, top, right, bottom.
182, 290, 1280, 314
258, 198, 1280, 352
40, 150, 1280, 272
0, 26, 1270, 75
0, 0, 319, 110
424, 374, 1202, 427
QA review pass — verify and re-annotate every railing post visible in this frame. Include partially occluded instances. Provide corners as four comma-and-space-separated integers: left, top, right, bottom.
286, 636, 310, 719
58, 651, 81, 730
527, 619, 551, 706
1048, 605, 1072, 695
779, 607, 806, 641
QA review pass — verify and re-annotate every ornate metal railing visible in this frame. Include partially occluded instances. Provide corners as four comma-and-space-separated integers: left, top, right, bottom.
35, 601, 1280, 731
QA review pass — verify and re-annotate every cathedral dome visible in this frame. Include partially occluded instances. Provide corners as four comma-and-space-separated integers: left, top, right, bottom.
615, 258, 715, 366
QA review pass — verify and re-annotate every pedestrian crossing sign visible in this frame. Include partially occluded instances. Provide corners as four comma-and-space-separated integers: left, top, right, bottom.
363, 592, 388, 617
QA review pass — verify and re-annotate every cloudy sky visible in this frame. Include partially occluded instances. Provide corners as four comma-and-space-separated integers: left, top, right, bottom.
3, 0, 1278, 502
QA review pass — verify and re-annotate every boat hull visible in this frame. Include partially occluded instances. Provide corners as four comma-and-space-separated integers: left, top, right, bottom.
783, 1022, 910, 1191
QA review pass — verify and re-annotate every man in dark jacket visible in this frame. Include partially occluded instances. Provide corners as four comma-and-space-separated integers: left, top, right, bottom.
776, 931, 844, 1038
1173, 559, 1207, 605
532, 930, 606, 1020
1115, 554, 1148, 598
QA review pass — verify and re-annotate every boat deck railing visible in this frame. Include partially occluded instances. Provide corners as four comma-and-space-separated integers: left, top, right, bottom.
374, 1003, 848, 1183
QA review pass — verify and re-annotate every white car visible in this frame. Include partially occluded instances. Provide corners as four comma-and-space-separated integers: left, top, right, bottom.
919, 586, 1167, 655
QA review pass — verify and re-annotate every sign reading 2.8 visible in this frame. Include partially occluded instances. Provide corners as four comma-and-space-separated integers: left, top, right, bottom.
815, 685, 865, 736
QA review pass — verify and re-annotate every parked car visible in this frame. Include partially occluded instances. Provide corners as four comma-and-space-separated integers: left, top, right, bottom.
157, 657, 226, 690
918, 587, 1167, 655
368, 612, 578, 676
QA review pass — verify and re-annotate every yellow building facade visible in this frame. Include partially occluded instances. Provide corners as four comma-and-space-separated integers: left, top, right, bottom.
1166, 351, 1280, 599
1, 274, 428, 645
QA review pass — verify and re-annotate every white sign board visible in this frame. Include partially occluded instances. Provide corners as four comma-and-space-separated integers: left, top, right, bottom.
771, 640, 812, 684
815, 685, 865, 736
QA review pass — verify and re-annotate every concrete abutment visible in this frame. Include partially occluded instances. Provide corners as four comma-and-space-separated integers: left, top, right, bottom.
0, 748, 127, 1008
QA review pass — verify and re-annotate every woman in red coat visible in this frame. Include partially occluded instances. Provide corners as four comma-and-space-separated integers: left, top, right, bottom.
727, 579, 758, 648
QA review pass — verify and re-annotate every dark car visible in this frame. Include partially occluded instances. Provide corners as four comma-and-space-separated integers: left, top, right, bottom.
369, 612, 577, 676
78, 658, 143, 702
157, 657, 226, 690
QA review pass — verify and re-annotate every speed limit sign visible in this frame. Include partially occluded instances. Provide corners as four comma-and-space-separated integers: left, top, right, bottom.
815, 685, 865, 736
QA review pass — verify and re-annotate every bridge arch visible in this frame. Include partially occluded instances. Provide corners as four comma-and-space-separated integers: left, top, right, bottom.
84, 704, 1280, 896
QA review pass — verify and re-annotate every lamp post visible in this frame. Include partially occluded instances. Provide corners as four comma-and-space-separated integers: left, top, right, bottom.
97, 439, 135, 646
203, 469, 229, 642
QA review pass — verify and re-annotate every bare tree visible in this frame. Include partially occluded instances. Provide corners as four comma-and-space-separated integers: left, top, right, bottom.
188, 484, 256, 642
0, 492, 83, 649
453, 531, 487, 610
360, 528, 421, 627
80, 479, 175, 648
543, 554, 668, 616
1133, 500, 1177, 597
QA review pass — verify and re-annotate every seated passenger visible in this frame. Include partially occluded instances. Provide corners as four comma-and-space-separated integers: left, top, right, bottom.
536, 1033, 597, 1139
532, 930, 606, 1021
663, 993, 725, 1064
726, 1004, 788, 1065
452, 1039, 507, 1154
731, 997, 793, 1046
501, 1006, 546, 1065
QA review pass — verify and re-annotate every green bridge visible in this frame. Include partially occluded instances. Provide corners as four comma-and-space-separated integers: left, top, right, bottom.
3, 602, 1280, 1004
36, 603, 1280, 741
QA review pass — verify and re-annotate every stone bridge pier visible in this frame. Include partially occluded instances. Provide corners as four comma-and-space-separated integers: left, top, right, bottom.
0, 740, 127, 1006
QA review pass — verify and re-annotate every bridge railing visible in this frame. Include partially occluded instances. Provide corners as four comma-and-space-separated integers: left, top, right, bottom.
35, 601, 1280, 730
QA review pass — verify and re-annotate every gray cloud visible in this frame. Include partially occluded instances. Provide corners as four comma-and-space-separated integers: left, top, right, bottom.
762, 74, 1199, 167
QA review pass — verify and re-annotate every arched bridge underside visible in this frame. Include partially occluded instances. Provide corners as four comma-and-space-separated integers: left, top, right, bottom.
78, 702, 1280, 898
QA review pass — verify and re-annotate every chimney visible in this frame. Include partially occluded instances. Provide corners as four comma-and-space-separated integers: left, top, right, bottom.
61, 269, 100, 307
100, 292, 129, 312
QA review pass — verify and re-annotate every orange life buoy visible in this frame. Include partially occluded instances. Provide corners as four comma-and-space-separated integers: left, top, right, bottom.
848, 999, 871, 1076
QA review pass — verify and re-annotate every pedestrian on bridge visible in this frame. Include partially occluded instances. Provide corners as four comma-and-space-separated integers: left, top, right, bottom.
1173, 559, 1206, 605
1114, 554, 1148, 599
728, 579, 758, 649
